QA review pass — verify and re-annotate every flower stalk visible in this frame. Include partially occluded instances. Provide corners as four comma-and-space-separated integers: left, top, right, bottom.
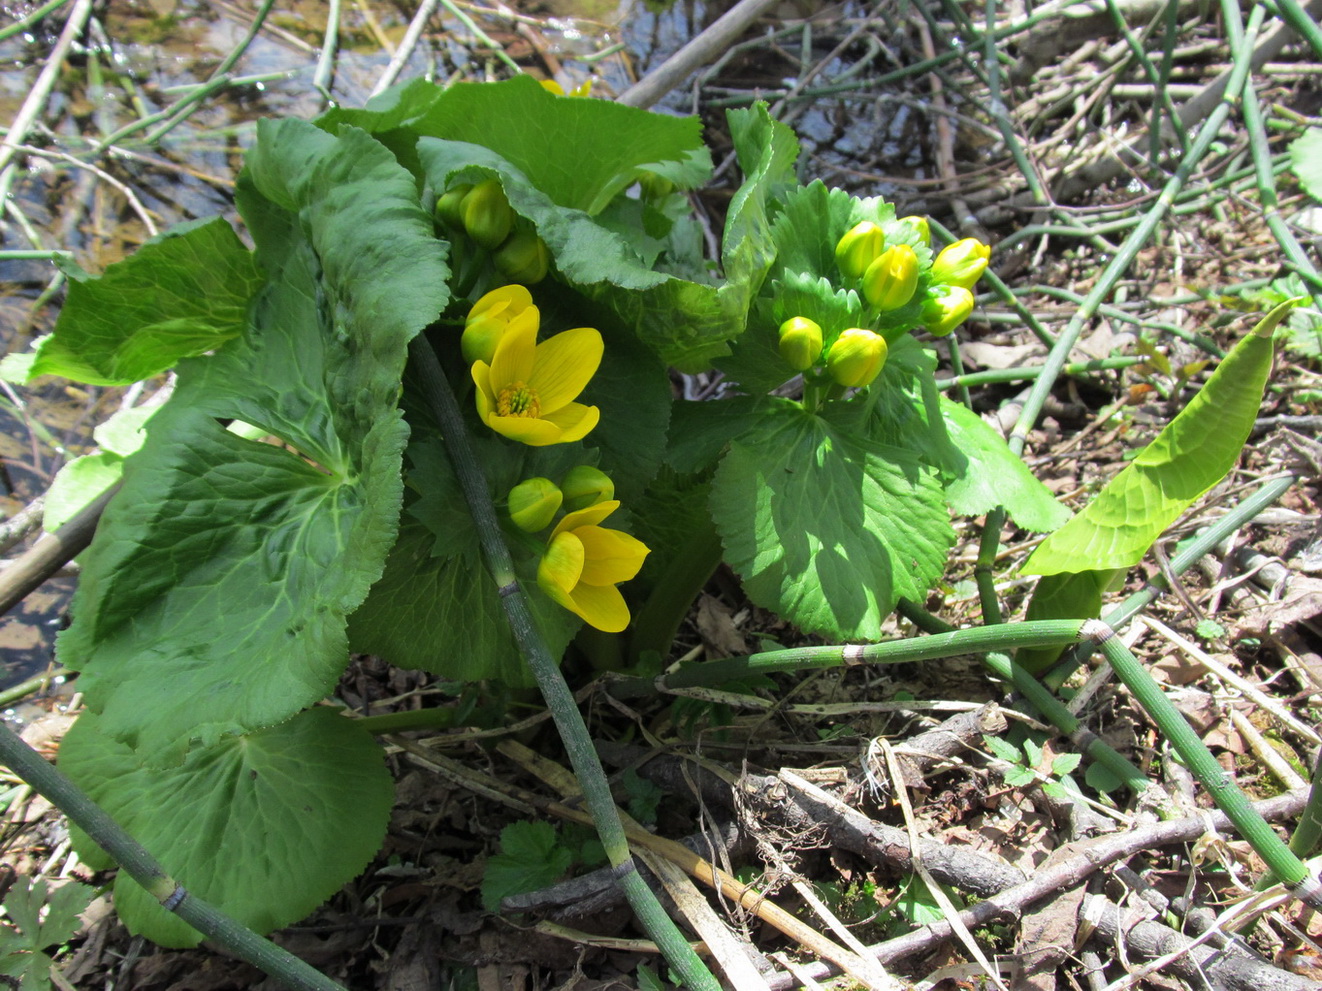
407, 335, 720, 991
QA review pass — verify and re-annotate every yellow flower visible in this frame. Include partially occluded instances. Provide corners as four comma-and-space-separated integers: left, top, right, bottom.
462, 285, 537, 365
540, 78, 593, 97
537, 501, 649, 632
471, 307, 602, 446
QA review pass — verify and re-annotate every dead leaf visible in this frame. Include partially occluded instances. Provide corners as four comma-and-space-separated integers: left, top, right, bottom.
1237, 575, 1322, 636
695, 595, 746, 658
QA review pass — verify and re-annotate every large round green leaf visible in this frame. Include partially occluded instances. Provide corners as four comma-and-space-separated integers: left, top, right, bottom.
61, 707, 394, 948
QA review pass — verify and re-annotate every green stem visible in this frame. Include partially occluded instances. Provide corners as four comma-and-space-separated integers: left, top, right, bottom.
627, 515, 723, 667
0, 722, 346, 991
936, 356, 1146, 391
1290, 752, 1322, 860
610, 620, 1090, 698
1092, 621, 1322, 903
975, 4, 1267, 627
354, 707, 460, 735
407, 336, 719, 991
0, 0, 72, 42
0, 667, 70, 709
893, 602, 1159, 800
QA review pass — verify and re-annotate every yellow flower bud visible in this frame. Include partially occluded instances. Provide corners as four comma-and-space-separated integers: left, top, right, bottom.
462, 285, 536, 365
777, 316, 823, 372
434, 184, 472, 230
460, 178, 514, 249
930, 238, 990, 289
921, 285, 975, 337
834, 221, 884, 280
561, 465, 615, 512
825, 329, 888, 388
493, 229, 550, 285
862, 244, 919, 311
638, 171, 675, 200
894, 215, 931, 247
508, 476, 563, 532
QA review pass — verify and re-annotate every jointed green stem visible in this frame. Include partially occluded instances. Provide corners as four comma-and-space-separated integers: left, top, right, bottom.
407, 336, 719, 991
1091, 620, 1322, 904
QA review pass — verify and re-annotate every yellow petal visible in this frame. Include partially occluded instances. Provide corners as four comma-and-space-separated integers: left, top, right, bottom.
528, 327, 602, 411
553, 500, 620, 538
472, 361, 495, 420
568, 582, 631, 632
537, 531, 584, 596
486, 414, 566, 446
488, 307, 538, 391
576, 526, 650, 586
469, 284, 533, 324
539, 402, 599, 445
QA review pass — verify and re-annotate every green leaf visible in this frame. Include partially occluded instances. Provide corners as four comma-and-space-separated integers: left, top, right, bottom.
42, 452, 123, 534
29, 218, 263, 386
0, 879, 92, 954
1003, 765, 1035, 787
893, 873, 954, 926
1289, 128, 1322, 202
636, 963, 669, 991
863, 339, 1068, 531
481, 821, 573, 911
1085, 760, 1124, 795
1022, 737, 1044, 768
329, 76, 710, 213
60, 707, 393, 948
59, 120, 450, 758
43, 406, 158, 533
667, 395, 798, 475
1052, 753, 1083, 776
1017, 569, 1121, 673
347, 431, 582, 687
1022, 303, 1293, 576
347, 510, 581, 687
622, 767, 664, 826
982, 734, 1024, 764
709, 403, 953, 639
932, 398, 1070, 531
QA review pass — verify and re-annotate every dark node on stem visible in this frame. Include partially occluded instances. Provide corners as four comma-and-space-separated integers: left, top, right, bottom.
1081, 619, 1114, 643
842, 644, 867, 666
162, 885, 187, 912
611, 858, 639, 880
1289, 875, 1322, 909
497, 581, 519, 599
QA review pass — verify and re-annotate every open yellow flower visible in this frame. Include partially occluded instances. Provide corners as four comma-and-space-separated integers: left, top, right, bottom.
471, 309, 602, 446
537, 501, 649, 632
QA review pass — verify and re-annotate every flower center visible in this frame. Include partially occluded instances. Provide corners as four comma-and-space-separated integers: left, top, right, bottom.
496, 381, 541, 418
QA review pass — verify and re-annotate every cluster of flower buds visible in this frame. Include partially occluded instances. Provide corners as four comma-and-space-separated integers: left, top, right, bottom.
835, 218, 929, 315
507, 466, 615, 533
435, 179, 550, 284
830, 219, 992, 344
776, 316, 889, 389
921, 238, 988, 337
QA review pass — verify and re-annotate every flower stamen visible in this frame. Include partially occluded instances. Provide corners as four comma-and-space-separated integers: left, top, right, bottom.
497, 381, 541, 418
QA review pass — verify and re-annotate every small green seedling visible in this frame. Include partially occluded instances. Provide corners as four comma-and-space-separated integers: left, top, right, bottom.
982, 734, 1082, 800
